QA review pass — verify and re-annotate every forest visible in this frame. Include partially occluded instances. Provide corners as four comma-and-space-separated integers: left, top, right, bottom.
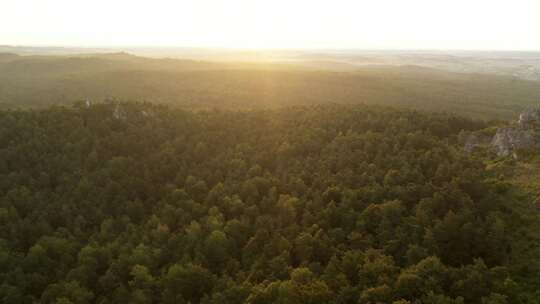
2, 53, 540, 120
1, 101, 538, 303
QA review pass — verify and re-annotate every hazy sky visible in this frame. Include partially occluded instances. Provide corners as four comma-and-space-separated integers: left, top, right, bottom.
1, 0, 539, 50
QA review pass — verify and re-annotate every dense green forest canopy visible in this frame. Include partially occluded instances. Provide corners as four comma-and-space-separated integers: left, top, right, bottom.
0, 102, 537, 303
1, 53, 540, 120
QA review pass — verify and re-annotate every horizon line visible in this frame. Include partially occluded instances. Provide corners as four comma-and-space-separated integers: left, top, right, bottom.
2, 44, 540, 53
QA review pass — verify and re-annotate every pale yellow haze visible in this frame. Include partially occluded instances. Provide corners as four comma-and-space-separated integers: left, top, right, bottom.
1, 0, 539, 50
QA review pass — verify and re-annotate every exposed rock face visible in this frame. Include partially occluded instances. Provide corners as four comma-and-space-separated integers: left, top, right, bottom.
518, 108, 540, 128
113, 104, 127, 120
464, 108, 540, 158
80, 100, 156, 122
491, 127, 538, 158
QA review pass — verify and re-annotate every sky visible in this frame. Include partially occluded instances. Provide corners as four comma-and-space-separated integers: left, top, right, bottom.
1, 0, 539, 50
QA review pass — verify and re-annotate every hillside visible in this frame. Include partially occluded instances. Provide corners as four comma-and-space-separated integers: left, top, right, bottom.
0, 102, 537, 303
2, 46, 539, 82
1, 53, 540, 120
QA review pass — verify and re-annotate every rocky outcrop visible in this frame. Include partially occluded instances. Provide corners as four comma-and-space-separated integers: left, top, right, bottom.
113, 103, 127, 120
491, 127, 538, 158
464, 108, 540, 158
77, 100, 157, 122
518, 108, 540, 128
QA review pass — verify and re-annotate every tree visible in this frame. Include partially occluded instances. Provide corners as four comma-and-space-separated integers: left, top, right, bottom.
162, 263, 214, 304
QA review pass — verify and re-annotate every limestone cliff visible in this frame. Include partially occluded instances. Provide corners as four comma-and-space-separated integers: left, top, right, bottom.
464, 108, 540, 158
491, 127, 538, 158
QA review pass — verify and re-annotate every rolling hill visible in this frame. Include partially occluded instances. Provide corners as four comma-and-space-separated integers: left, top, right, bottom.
1, 52, 540, 120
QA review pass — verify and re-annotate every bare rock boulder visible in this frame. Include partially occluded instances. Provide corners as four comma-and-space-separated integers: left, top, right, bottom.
518, 108, 540, 128
491, 127, 539, 158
